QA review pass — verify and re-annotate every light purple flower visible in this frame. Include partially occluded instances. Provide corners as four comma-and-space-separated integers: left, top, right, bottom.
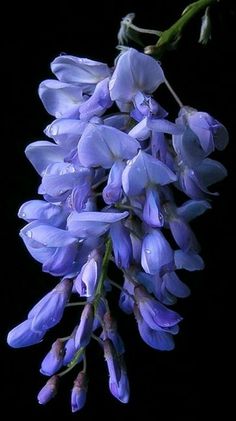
74, 254, 100, 297
110, 221, 132, 269
71, 371, 88, 413
122, 150, 177, 197
75, 303, 94, 349
51, 55, 111, 85
134, 285, 182, 329
141, 229, 174, 275
38, 375, 60, 405
40, 339, 65, 376
78, 123, 140, 168
134, 305, 175, 351
109, 48, 164, 102
28, 279, 72, 332
7, 319, 45, 348
39, 80, 84, 118
109, 357, 130, 403
67, 210, 129, 238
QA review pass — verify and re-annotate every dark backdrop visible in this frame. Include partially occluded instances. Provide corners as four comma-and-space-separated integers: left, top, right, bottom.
2, 1, 235, 419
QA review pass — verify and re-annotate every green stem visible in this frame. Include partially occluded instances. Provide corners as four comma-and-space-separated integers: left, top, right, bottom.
58, 348, 84, 377
66, 302, 87, 307
94, 239, 112, 308
82, 352, 87, 373
145, 0, 218, 58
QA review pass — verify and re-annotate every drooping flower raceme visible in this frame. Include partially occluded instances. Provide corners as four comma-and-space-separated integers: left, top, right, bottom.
7, 46, 228, 412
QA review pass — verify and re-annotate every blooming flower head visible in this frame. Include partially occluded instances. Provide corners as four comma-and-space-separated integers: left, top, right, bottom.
7, 11, 228, 412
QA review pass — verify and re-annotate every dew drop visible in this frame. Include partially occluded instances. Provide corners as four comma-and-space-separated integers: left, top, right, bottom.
159, 212, 164, 224
26, 230, 33, 238
145, 249, 151, 254
21, 212, 26, 218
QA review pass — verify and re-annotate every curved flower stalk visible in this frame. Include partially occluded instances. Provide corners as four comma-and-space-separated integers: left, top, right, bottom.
7, 6, 228, 412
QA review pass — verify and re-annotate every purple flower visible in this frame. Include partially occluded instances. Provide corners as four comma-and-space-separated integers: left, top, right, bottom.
39, 80, 84, 118
75, 303, 94, 349
176, 107, 229, 156
8, 34, 228, 412
119, 277, 135, 314
143, 187, 164, 227
28, 279, 72, 332
110, 221, 132, 269
74, 253, 100, 297
7, 319, 45, 348
102, 160, 126, 204
122, 150, 177, 197
38, 375, 60, 405
20, 222, 78, 275
67, 210, 129, 238
79, 77, 113, 121
109, 48, 164, 102
71, 371, 88, 413
63, 328, 78, 365
40, 339, 65, 376
109, 357, 130, 403
78, 123, 140, 168
103, 339, 121, 386
18, 200, 68, 227
101, 312, 125, 355
51, 55, 111, 85
134, 285, 182, 329
134, 305, 175, 351
141, 229, 174, 275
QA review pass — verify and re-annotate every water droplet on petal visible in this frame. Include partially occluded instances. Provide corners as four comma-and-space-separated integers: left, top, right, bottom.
159, 212, 164, 225
145, 249, 151, 254
21, 212, 26, 218
26, 230, 33, 238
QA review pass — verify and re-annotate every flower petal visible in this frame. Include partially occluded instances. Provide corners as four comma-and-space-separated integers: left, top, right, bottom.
67, 211, 129, 238
109, 48, 164, 102
51, 55, 110, 84
122, 150, 176, 196
39, 80, 83, 118
78, 123, 140, 168
141, 229, 174, 275
174, 250, 204, 271
177, 199, 211, 222
163, 272, 190, 298
25, 141, 65, 175
7, 319, 44, 348
18, 200, 67, 226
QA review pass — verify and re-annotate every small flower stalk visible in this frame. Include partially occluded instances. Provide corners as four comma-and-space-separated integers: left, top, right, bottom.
7, 3, 228, 413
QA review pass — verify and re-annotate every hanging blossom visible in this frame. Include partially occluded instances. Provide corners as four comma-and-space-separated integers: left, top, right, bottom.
7, 30, 228, 413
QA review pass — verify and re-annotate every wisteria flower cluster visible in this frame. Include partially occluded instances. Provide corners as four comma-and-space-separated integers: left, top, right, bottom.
7, 45, 228, 412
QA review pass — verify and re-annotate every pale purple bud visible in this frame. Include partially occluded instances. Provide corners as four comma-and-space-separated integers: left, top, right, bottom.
71, 371, 88, 413
40, 339, 65, 376
29, 279, 72, 332
37, 375, 60, 405
75, 303, 94, 349
109, 357, 129, 403
103, 339, 121, 385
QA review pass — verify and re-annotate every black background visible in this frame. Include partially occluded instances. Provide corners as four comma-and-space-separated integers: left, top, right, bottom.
2, 1, 235, 419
